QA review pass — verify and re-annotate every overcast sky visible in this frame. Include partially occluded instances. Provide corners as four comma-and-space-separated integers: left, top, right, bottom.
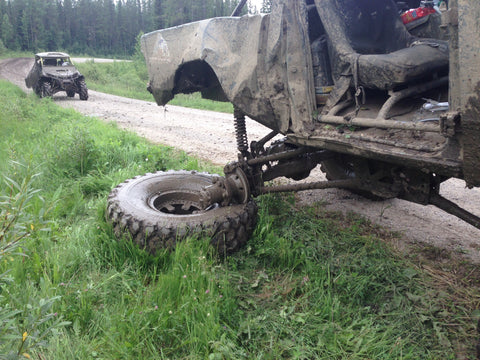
248, 0, 266, 13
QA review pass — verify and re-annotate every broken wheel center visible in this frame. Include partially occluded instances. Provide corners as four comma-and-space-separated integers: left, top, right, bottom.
150, 191, 204, 215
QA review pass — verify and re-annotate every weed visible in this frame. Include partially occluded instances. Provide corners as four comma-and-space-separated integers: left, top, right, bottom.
0, 164, 69, 359
0, 79, 478, 358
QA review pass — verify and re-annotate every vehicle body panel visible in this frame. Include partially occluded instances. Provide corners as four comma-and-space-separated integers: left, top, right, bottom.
141, 2, 315, 135
451, 0, 480, 187
142, 0, 480, 188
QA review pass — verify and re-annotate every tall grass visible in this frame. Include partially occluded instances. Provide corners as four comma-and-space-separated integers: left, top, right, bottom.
0, 79, 479, 358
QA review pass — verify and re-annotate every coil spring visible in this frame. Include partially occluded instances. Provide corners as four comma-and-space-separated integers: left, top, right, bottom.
234, 109, 248, 153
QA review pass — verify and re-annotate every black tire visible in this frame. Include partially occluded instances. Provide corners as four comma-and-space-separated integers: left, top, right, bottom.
106, 171, 258, 256
33, 85, 42, 97
78, 80, 88, 100
67, 90, 75, 98
40, 82, 52, 98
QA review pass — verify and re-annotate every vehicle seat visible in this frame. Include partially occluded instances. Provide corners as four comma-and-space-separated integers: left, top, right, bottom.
44, 59, 57, 66
314, 0, 448, 90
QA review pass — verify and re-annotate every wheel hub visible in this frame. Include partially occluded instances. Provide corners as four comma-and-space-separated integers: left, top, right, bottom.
149, 190, 204, 215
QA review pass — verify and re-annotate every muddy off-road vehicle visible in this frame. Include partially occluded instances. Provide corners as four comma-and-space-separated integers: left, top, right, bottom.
25, 52, 88, 100
107, 0, 480, 255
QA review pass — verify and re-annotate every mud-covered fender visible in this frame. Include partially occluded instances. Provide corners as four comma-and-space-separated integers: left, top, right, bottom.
141, 0, 316, 135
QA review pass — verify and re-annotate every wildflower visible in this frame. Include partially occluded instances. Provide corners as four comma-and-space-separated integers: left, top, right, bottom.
183, 275, 187, 279
54, 312, 58, 317
219, 295, 223, 298
205, 290, 210, 294
22, 354, 31, 359
22, 332, 28, 342
169, 310, 172, 314
154, 305, 158, 310
207, 313, 210, 317
30, 224, 34, 231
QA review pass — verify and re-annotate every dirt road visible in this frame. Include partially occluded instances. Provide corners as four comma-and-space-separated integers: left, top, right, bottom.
2, 57, 480, 263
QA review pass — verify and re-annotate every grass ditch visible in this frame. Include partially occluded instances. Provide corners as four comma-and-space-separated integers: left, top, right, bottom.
0, 77, 479, 359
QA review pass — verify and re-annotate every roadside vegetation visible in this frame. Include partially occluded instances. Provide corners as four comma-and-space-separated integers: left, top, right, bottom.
75, 58, 235, 114
1, 79, 479, 359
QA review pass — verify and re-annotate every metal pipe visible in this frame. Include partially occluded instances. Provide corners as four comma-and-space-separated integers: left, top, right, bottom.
260, 179, 357, 194
326, 99, 354, 116
254, 130, 278, 149
319, 114, 441, 132
429, 193, 480, 230
247, 147, 312, 166
248, 148, 333, 167
377, 77, 448, 119
231, 0, 248, 16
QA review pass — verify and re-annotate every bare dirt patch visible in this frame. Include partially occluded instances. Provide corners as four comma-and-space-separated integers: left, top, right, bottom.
2, 57, 479, 263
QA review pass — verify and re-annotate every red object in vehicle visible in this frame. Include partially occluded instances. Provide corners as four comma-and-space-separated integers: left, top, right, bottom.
401, 6, 436, 25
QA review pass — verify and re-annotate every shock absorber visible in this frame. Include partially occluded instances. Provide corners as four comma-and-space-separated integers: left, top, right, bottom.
234, 106, 249, 159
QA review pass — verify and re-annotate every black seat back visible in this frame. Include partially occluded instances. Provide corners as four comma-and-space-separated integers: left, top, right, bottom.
338, 0, 406, 54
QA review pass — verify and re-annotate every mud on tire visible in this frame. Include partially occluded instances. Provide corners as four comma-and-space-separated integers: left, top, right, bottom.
40, 81, 52, 98
106, 170, 258, 256
78, 79, 89, 100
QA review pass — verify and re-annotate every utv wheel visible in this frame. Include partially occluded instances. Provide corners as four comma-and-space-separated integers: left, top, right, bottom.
67, 90, 75, 97
40, 82, 52, 98
78, 80, 88, 100
106, 171, 258, 256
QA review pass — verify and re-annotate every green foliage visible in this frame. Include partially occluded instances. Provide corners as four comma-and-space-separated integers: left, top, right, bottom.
0, 80, 478, 358
75, 60, 235, 113
0, 39, 7, 56
0, 165, 70, 359
0, 0, 248, 57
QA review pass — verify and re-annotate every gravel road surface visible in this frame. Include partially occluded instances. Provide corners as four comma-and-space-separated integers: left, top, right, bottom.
2, 57, 479, 263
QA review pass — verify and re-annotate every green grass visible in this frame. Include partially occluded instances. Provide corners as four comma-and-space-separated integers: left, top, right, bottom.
0, 79, 479, 359
75, 60, 234, 113
0, 47, 31, 59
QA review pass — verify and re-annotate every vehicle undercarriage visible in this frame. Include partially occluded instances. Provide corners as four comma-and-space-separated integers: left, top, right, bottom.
108, 0, 480, 255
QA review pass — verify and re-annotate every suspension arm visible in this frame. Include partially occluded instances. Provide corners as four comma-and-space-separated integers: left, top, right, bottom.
429, 193, 480, 230
260, 179, 358, 194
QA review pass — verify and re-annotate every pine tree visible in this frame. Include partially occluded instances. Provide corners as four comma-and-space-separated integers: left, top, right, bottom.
260, 0, 272, 13
0, 0, 250, 56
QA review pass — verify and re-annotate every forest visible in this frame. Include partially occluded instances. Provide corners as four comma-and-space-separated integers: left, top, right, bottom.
0, 0, 271, 57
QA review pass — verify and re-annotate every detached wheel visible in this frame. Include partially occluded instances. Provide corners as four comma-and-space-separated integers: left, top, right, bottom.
78, 80, 88, 100
106, 171, 258, 255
